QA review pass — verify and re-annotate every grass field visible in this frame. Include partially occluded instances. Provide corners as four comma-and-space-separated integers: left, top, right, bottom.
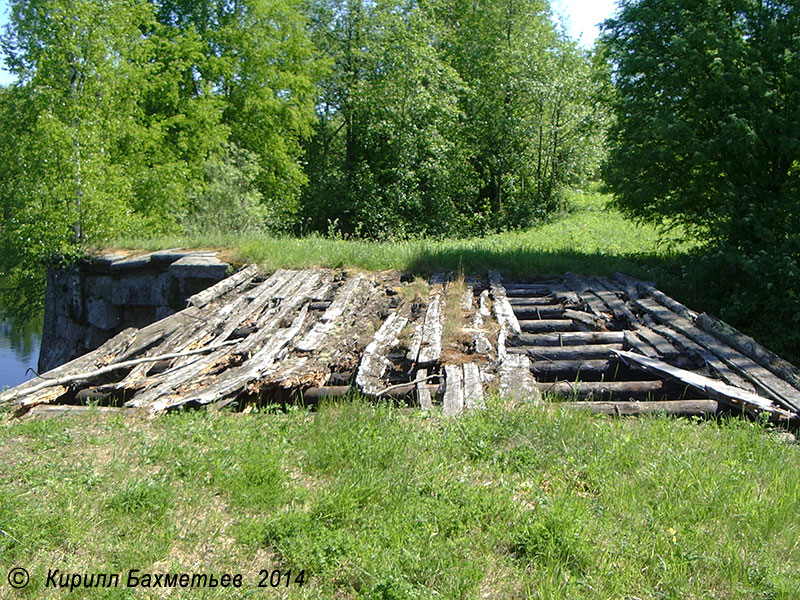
1, 398, 799, 600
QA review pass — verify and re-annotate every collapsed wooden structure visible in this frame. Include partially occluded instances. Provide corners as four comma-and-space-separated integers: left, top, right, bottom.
3, 265, 800, 423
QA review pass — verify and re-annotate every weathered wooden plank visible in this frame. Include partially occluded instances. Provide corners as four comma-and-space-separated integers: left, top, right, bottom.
635, 297, 800, 412
613, 350, 793, 419
509, 343, 623, 360
536, 380, 672, 402
127, 272, 331, 409
462, 363, 485, 410
623, 330, 659, 358
498, 353, 540, 403
512, 306, 566, 320
529, 359, 614, 379
415, 369, 434, 410
296, 273, 366, 352
272, 276, 393, 390
696, 313, 800, 396
508, 297, 558, 306
646, 319, 754, 391
563, 273, 613, 319
489, 271, 522, 336
633, 325, 681, 357
519, 319, 575, 333
417, 294, 444, 365
356, 312, 410, 396
465, 287, 493, 355
510, 331, 625, 347
187, 265, 258, 308
592, 288, 640, 326
562, 309, 608, 331
442, 364, 464, 416
613, 272, 655, 301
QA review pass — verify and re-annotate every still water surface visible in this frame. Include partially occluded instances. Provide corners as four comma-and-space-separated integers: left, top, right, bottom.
0, 316, 42, 390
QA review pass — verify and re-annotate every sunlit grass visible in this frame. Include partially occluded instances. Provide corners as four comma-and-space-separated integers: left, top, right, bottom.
105, 186, 697, 279
1, 399, 798, 599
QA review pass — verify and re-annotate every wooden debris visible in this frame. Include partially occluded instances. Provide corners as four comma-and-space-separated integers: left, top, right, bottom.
498, 353, 540, 403
296, 273, 365, 352
489, 271, 522, 335
613, 350, 793, 419
635, 297, 800, 412
4, 266, 799, 423
696, 313, 800, 397
442, 364, 464, 416
562, 309, 608, 330
356, 311, 409, 396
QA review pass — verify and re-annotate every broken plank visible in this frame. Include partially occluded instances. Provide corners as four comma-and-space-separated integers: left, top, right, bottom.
462, 363, 485, 410
415, 369, 434, 410
296, 273, 367, 352
489, 271, 522, 335
442, 364, 464, 416
696, 313, 800, 395
187, 265, 258, 308
356, 312, 410, 396
623, 330, 658, 358
498, 353, 540, 403
562, 309, 608, 331
635, 297, 800, 413
613, 349, 793, 419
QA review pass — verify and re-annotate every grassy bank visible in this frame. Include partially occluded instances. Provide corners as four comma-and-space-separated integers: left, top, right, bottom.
1, 398, 798, 599
107, 187, 693, 279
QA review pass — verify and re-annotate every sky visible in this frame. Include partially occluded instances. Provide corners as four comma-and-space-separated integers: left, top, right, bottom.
0, 0, 618, 87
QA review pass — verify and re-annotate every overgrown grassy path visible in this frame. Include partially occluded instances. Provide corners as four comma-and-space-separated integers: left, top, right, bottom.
2, 399, 799, 599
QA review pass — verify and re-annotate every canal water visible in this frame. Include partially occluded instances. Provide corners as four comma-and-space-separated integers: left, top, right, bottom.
0, 316, 42, 391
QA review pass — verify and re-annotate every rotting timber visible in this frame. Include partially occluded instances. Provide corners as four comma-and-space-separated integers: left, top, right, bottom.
3, 263, 800, 425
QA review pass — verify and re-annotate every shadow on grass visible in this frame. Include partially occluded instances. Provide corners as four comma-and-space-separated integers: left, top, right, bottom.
407, 244, 800, 365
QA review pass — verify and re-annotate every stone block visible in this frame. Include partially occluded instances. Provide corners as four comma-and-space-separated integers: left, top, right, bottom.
86, 296, 120, 330
169, 255, 229, 280
111, 272, 172, 306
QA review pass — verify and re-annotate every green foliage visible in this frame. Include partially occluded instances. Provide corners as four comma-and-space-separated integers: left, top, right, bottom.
601, 0, 800, 253
302, 0, 608, 238
184, 143, 271, 234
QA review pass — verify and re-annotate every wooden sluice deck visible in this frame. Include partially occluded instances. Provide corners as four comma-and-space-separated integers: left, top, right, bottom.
3, 265, 800, 423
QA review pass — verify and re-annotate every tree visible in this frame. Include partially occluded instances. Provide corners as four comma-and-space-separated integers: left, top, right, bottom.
153, 0, 320, 229
435, 0, 608, 229
303, 0, 475, 237
601, 0, 800, 252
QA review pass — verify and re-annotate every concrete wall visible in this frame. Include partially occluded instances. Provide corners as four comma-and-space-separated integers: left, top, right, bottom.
39, 250, 230, 372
